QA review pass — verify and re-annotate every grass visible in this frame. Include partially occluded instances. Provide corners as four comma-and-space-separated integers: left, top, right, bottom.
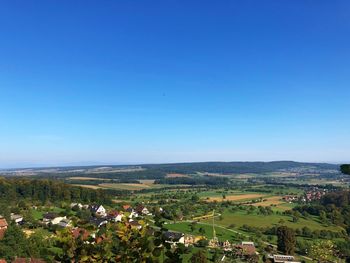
31, 209, 44, 220
203, 209, 343, 232
165, 222, 242, 242
204, 193, 265, 202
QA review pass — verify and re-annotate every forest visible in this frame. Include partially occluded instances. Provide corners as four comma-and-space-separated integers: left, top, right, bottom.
0, 177, 112, 205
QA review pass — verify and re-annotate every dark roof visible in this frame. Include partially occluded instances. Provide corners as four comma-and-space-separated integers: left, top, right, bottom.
43, 212, 58, 220
90, 205, 103, 213
164, 231, 184, 242
89, 217, 107, 227
135, 205, 145, 212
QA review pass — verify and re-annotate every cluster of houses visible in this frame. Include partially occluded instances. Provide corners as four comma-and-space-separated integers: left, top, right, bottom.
301, 187, 327, 202
71, 203, 152, 229
281, 187, 328, 204
281, 195, 298, 203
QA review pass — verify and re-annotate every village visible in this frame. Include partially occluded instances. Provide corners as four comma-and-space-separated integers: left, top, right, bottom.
0, 197, 305, 263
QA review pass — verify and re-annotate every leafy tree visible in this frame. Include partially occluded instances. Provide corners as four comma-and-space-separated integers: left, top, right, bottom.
191, 195, 200, 202
190, 222, 197, 232
0, 224, 28, 260
309, 240, 337, 262
277, 226, 296, 255
199, 227, 206, 235
27, 229, 54, 261
190, 250, 207, 263
340, 164, 350, 175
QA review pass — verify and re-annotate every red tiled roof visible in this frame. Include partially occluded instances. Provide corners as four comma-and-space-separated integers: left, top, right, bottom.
0, 218, 8, 228
0, 259, 7, 263
122, 205, 131, 210
235, 244, 256, 255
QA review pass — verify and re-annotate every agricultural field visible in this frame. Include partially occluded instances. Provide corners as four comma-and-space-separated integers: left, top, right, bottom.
165, 173, 189, 178
69, 178, 191, 191
204, 193, 265, 202
202, 209, 343, 232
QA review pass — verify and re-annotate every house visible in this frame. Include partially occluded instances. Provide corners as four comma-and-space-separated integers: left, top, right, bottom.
57, 218, 71, 228
42, 212, 58, 224
0, 259, 6, 263
90, 205, 107, 217
282, 195, 298, 203
126, 209, 139, 219
123, 205, 131, 211
269, 254, 301, 263
107, 211, 123, 222
164, 231, 185, 245
135, 205, 150, 215
89, 217, 108, 228
43, 213, 67, 225
0, 217, 8, 239
11, 213, 24, 224
235, 241, 256, 256
51, 216, 67, 225
70, 203, 83, 209
184, 235, 202, 246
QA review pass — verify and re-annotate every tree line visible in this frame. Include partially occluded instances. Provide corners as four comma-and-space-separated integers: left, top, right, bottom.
0, 177, 112, 205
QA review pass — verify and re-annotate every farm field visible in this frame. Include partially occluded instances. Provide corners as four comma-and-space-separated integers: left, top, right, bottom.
202, 210, 343, 232
71, 181, 192, 191
204, 193, 265, 202
99, 183, 154, 190
165, 173, 189, 178
251, 196, 285, 207
68, 177, 113, 181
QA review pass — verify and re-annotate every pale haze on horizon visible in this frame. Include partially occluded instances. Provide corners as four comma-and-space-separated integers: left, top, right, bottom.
1, 1, 350, 168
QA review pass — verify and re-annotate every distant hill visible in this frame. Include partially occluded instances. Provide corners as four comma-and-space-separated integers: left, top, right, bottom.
141, 161, 339, 174
0, 161, 339, 176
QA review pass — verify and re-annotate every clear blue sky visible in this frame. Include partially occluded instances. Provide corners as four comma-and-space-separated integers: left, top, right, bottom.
1, 1, 349, 168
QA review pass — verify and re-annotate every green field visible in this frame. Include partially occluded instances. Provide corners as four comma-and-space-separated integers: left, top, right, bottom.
203, 209, 343, 232
165, 222, 244, 242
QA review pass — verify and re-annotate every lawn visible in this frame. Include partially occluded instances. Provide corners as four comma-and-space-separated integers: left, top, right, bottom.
31, 209, 44, 220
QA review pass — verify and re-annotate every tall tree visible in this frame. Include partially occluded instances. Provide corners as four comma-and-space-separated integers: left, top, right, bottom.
277, 226, 296, 255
